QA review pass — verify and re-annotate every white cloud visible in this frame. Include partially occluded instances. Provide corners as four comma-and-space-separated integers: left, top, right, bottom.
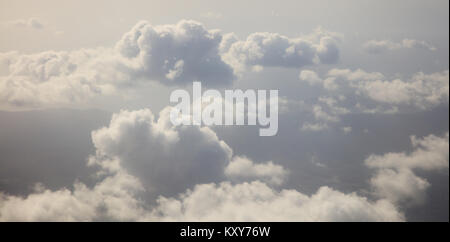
151, 181, 404, 222
363, 39, 436, 54
0, 171, 148, 221
299, 69, 339, 90
0, 106, 234, 221
370, 168, 430, 206
328, 68, 384, 81
0, 105, 445, 221
366, 133, 449, 171
115, 20, 235, 86
354, 71, 449, 108
366, 133, 449, 206
90, 107, 233, 195
0, 21, 344, 110
301, 68, 449, 111
221, 28, 341, 74
225, 156, 288, 185
0, 20, 236, 109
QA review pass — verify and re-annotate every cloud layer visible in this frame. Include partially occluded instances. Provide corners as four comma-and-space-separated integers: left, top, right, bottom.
0, 106, 447, 221
0, 20, 343, 110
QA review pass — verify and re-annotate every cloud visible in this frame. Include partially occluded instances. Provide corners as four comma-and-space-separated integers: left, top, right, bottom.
366, 133, 449, 171
369, 168, 430, 206
90, 107, 233, 196
327, 68, 385, 81
0, 48, 119, 108
366, 133, 449, 206
0, 20, 236, 109
115, 20, 235, 86
152, 181, 404, 222
225, 156, 288, 185
0, 106, 234, 221
221, 28, 341, 74
0, 20, 343, 110
0, 105, 445, 221
354, 71, 449, 109
363, 39, 436, 54
0, 171, 147, 221
5, 18, 44, 29
299, 68, 449, 114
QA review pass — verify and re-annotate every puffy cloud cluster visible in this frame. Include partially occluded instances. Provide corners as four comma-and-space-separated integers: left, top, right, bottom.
298, 69, 448, 132
300, 96, 349, 132
0, 48, 118, 108
0, 20, 236, 109
355, 71, 449, 109
0, 105, 406, 222
0, 106, 235, 221
90, 107, 232, 196
299, 69, 449, 111
225, 156, 288, 185
0, 105, 446, 221
366, 133, 449, 206
363, 39, 436, 54
115, 20, 235, 86
221, 28, 341, 74
0, 171, 147, 221
152, 181, 404, 222
0, 20, 344, 110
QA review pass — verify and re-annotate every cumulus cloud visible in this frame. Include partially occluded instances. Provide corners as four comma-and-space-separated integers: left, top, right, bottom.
152, 181, 404, 222
221, 28, 341, 74
0, 171, 148, 221
90, 107, 232, 196
366, 133, 449, 206
0, 20, 236, 109
0, 20, 344, 110
299, 96, 350, 132
299, 68, 449, 114
225, 156, 288, 185
354, 71, 449, 109
0, 49, 118, 108
115, 20, 235, 86
0, 106, 234, 221
299, 70, 338, 90
0, 105, 445, 221
363, 39, 436, 54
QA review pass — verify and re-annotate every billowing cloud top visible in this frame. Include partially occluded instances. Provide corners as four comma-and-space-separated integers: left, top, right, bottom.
0, 20, 342, 109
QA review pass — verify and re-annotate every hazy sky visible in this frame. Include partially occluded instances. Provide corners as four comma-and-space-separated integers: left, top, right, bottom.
0, 0, 448, 221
